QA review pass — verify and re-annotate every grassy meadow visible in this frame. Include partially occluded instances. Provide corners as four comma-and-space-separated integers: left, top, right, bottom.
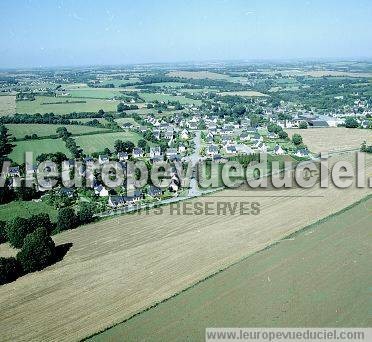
6, 124, 110, 139
74, 131, 148, 154
138, 92, 202, 105
9, 138, 71, 163
0, 200, 58, 223
16, 96, 120, 114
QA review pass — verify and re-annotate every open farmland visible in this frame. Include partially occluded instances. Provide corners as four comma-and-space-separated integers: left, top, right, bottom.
15, 96, 120, 115
286, 127, 372, 154
280, 69, 372, 78
67, 88, 130, 99
9, 138, 71, 163
73, 131, 147, 154
167, 70, 232, 80
6, 124, 110, 139
0, 152, 370, 342
93, 196, 372, 341
219, 90, 268, 97
0, 95, 16, 116
138, 92, 202, 105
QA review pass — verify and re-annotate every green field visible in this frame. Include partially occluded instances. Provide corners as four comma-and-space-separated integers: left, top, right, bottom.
74, 131, 148, 154
16, 96, 120, 115
0, 200, 58, 222
6, 124, 110, 139
138, 92, 202, 105
91, 197, 372, 341
9, 138, 71, 163
68, 88, 129, 99
115, 118, 139, 127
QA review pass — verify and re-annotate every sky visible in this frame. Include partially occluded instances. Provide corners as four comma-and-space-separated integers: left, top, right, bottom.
1, 0, 372, 68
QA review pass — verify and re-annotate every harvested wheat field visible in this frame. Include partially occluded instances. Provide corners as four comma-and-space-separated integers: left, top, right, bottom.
92, 196, 372, 341
0, 95, 16, 116
286, 127, 372, 154
0, 153, 371, 341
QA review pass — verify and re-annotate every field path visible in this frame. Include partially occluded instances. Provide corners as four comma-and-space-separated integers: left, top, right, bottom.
0, 153, 371, 341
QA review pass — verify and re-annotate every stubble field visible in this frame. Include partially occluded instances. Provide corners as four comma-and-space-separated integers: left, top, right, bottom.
0, 95, 16, 116
92, 196, 372, 341
0, 152, 370, 341
286, 127, 372, 154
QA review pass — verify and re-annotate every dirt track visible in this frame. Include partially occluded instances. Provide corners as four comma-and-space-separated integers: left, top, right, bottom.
0, 153, 371, 341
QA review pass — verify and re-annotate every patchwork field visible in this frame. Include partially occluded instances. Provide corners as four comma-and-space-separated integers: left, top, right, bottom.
138, 92, 202, 105
167, 70, 232, 80
9, 138, 71, 163
280, 70, 372, 78
67, 88, 131, 99
0, 152, 370, 342
74, 131, 147, 154
286, 127, 372, 154
219, 90, 268, 97
6, 124, 110, 139
92, 196, 372, 341
16, 96, 120, 115
0, 95, 16, 116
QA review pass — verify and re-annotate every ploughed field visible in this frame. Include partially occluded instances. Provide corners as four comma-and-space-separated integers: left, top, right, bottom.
92, 196, 372, 341
0, 153, 371, 341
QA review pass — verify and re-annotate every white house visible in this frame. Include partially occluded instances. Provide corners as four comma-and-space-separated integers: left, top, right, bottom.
150, 146, 161, 158
133, 148, 143, 158
98, 155, 109, 165
206, 144, 219, 156
117, 152, 128, 161
180, 129, 189, 140
273, 145, 284, 155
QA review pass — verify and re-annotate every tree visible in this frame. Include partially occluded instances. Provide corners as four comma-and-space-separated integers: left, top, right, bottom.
278, 130, 288, 140
292, 134, 303, 146
345, 117, 359, 128
0, 220, 7, 243
77, 203, 95, 224
299, 121, 308, 129
114, 139, 125, 153
17, 227, 56, 273
0, 257, 20, 285
137, 139, 147, 150
28, 213, 53, 235
123, 141, 135, 153
56, 207, 77, 232
6, 217, 31, 248
117, 103, 126, 112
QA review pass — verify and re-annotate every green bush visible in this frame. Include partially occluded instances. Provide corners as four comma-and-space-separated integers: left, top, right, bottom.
0, 257, 21, 285
6, 217, 30, 248
0, 220, 7, 243
56, 207, 77, 232
77, 203, 95, 225
5, 214, 53, 248
17, 227, 56, 273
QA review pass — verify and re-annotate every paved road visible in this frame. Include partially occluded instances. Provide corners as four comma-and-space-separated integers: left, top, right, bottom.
188, 130, 201, 197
